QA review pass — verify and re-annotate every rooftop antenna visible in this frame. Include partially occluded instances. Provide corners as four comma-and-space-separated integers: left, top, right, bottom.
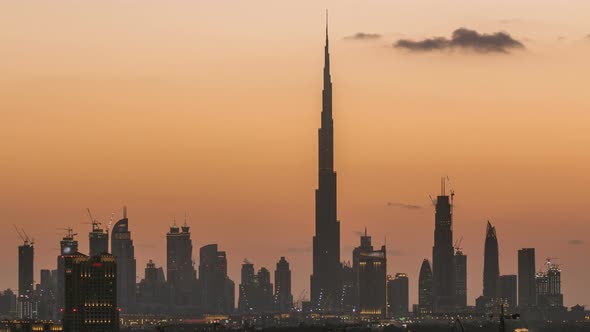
123, 205, 127, 219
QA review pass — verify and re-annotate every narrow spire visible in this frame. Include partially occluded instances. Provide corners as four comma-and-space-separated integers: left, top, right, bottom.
325, 9, 329, 41
123, 205, 127, 219
364, 226, 367, 237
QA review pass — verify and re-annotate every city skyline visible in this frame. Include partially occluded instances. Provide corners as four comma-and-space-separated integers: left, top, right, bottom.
1, 1, 590, 311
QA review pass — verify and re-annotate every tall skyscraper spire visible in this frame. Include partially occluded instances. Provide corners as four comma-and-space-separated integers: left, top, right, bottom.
311, 12, 341, 312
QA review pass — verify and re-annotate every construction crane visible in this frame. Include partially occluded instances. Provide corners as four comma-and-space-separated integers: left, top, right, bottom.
85, 208, 102, 231
13, 225, 33, 246
57, 227, 77, 239
454, 236, 464, 253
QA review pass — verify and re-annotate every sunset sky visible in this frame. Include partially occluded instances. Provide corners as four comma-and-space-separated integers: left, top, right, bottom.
1, 1, 589, 308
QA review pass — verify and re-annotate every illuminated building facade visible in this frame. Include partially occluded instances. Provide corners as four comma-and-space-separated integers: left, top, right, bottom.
357, 232, 386, 318
63, 252, 118, 332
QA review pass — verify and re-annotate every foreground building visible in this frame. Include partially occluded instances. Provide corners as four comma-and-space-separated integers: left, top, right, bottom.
63, 253, 118, 332
357, 232, 387, 318
57, 229, 79, 316
18, 238, 34, 319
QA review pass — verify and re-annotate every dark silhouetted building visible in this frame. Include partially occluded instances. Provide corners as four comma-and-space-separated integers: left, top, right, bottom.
352, 228, 373, 311
518, 248, 536, 307
63, 252, 118, 332
89, 221, 108, 257
238, 260, 256, 314
166, 221, 197, 306
137, 260, 166, 312
256, 267, 273, 312
483, 221, 500, 300
17, 238, 34, 319
311, 16, 342, 313
454, 249, 467, 310
0, 289, 17, 316
199, 244, 234, 314
38, 269, 56, 320
357, 232, 387, 318
340, 262, 355, 313
388, 273, 409, 318
499, 275, 517, 309
418, 259, 433, 314
57, 228, 78, 315
432, 179, 455, 313
111, 207, 136, 312
274, 257, 293, 313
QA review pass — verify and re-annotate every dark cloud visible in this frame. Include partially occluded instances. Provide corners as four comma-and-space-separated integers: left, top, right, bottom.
586, 34, 590, 40
568, 239, 585, 246
345, 32, 381, 40
284, 246, 312, 253
394, 28, 525, 53
387, 202, 422, 210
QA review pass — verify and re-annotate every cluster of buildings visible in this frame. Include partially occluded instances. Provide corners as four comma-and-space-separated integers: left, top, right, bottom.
0, 18, 586, 332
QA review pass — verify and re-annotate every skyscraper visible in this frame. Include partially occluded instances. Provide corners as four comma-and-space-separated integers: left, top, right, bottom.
57, 228, 78, 314
352, 228, 374, 311
536, 260, 563, 309
199, 244, 234, 314
17, 238, 34, 319
256, 267, 273, 312
418, 259, 433, 314
238, 260, 256, 314
454, 249, 467, 310
483, 221, 500, 300
518, 248, 536, 307
498, 275, 517, 309
89, 220, 108, 257
432, 179, 455, 313
388, 273, 409, 318
274, 257, 293, 313
311, 14, 341, 312
63, 252, 118, 332
111, 206, 136, 312
166, 220, 197, 305
357, 231, 387, 318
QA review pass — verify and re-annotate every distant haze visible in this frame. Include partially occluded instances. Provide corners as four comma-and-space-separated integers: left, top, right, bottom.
1, 1, 589, 308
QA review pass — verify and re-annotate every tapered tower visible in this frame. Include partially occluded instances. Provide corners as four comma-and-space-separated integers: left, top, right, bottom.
311, 12, 342, 312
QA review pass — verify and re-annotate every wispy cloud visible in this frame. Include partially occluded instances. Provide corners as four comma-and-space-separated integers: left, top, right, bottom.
344, 32, 381, 40
394, 28, 524, 53
568, 239, 585, 246
387, 202, 422, 210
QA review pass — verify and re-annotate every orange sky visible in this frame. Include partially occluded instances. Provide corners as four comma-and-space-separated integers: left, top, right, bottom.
1, 1, 589, 308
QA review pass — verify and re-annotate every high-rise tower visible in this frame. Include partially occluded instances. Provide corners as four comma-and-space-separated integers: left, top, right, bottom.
17, 235, 34, 319
418, 259, 433, 314
89, 219, 108, 257
166, 219, 197, 305
274, 257, 293, 313
57, 228, 78, 315
311, 12, 341, 312
111, 206, 136, 312
518, 248, 536, 307
483, 221, 500, 299
432, 179, 455, 313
